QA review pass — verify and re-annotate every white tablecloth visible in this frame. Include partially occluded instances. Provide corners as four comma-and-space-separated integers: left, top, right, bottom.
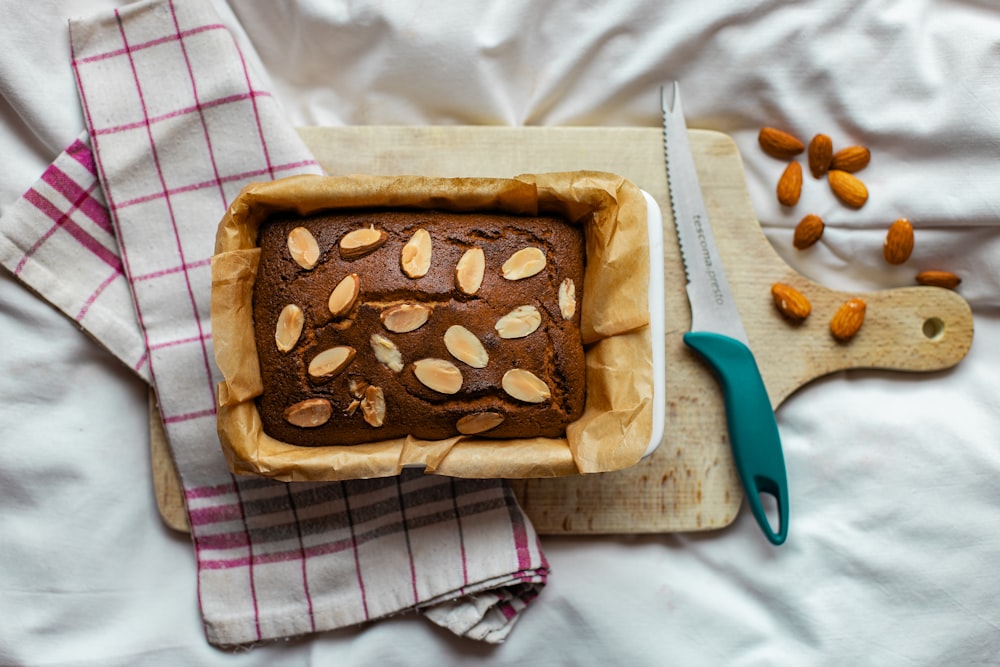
2, 1, 998, 664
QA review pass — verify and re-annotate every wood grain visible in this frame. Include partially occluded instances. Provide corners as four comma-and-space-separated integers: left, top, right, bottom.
149, 127, 973, 535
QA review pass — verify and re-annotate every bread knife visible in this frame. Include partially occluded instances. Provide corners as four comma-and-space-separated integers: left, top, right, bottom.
661, 81, 789, 545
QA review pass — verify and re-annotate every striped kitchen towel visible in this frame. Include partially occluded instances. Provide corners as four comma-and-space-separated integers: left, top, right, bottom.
0, 0, 547, 646
0, 135, 151, 380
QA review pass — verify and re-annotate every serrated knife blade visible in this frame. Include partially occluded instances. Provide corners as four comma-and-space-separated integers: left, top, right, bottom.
662, 81, 789, 545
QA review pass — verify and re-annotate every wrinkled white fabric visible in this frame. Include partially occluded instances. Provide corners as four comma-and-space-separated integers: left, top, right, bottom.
2, 0, 999, 665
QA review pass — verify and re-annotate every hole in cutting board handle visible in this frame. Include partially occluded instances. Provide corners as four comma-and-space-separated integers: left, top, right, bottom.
923, 317, 946, 340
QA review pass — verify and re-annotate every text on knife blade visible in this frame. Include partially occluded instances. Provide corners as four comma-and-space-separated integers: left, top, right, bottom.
693, 214, 725, 306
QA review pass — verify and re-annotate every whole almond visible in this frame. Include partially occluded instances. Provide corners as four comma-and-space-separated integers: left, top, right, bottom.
759, 127, 805, 160
501, 369, 551, 404
915, 270, 961, 290
283, 398, 333, 428
381, 303, 431, 333
793, 214, 825, 249
287, 227, 320, 270
275, 303, 304, 353
771, 283, 811, 323
501, 247, 546, 280
400, 228, 432, 278
808, 134, 833, 178
456, 411, 505, 435
339, 226, 388, 259
830, 298, 866, 342
455, 247, 486, 295
830, 145, 871, 173
883, 218, 914, 265
307, 345, 356, 379
413, 358, 463, 394
328, 273, 360, 317
777, 161, 803, 207
828, 170, 868, 208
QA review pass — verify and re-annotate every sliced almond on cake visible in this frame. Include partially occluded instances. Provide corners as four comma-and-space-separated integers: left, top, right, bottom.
360, 385, 386, 427
283, 398, 333, 428
381, 303, 431, 333
443, 325, 489, 368
456, 411, 505, 435
287, 227, 320, 269
501, 368, 550, 403
501, 247, 546, 280
413, 358, 463, 394
328, 273, 360, 317
339, 225, 388, 259
370, 333, 404, 372
400, 228, 432, 278
348, 377, 369, 399
275, 303, 304, 352
455, 247, 485, 295
307, 345, 356, 379
558, 278, 576, 320
495, 305, 541, 339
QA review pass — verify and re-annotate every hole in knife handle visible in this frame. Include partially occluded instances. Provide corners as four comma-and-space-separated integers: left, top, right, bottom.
752, 474, 787, 545
922, 317, 945, 341
757, 489, 781, 536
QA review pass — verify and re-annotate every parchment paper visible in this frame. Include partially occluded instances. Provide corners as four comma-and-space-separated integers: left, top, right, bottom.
211, 172, 652, 480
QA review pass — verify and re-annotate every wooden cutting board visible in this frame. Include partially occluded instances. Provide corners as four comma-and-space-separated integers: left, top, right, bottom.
150, 126, 973, 535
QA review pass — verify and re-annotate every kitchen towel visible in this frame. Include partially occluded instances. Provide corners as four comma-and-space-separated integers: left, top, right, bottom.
0, 0, 547, 646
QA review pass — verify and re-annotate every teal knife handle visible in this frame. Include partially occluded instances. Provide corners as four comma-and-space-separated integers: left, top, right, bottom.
683, 332, 789, 545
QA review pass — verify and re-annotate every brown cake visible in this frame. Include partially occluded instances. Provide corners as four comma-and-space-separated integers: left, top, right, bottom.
251, 208, 587, 446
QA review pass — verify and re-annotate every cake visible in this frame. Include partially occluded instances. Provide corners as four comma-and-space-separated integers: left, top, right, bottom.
251, 208, 587, 446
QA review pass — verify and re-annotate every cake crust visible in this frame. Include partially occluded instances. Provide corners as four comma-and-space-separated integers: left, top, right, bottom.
252, 208, 586, 446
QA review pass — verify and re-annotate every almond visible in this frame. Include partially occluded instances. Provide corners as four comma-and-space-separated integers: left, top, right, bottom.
274, 303, 304, 353
501, 247, 546, 280
807, 133, 833, 178
283, 398, 333, 428
380, 303, 431, 333
776, 161, 803, 207
443, 325, 489, 368
830, 145, 871, 173
328, 273, 360, 317
494, 305, 542, 339
828, 170, 868, 208
360, 385, 386, 427
346, 399, 360, 416
455, 247, 486, 295
770, 283, 811, 323
501, 369, 551, 404
558, 278, 577, 320
307, 345, 356, 379
287, 227, 320, 270
830, 298, 866, 342
758, 127, 805, 160
456, 411, 505, 435
915, 270, 961, 290
412, 358, 463, 394
793, 214, 825, 250
826, 169, 868, 208
339, 225, 388, 259
883, 218, 914, 265
400, 228, 432, 278
348, 377, 370, 399
370, 333, 404, 372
